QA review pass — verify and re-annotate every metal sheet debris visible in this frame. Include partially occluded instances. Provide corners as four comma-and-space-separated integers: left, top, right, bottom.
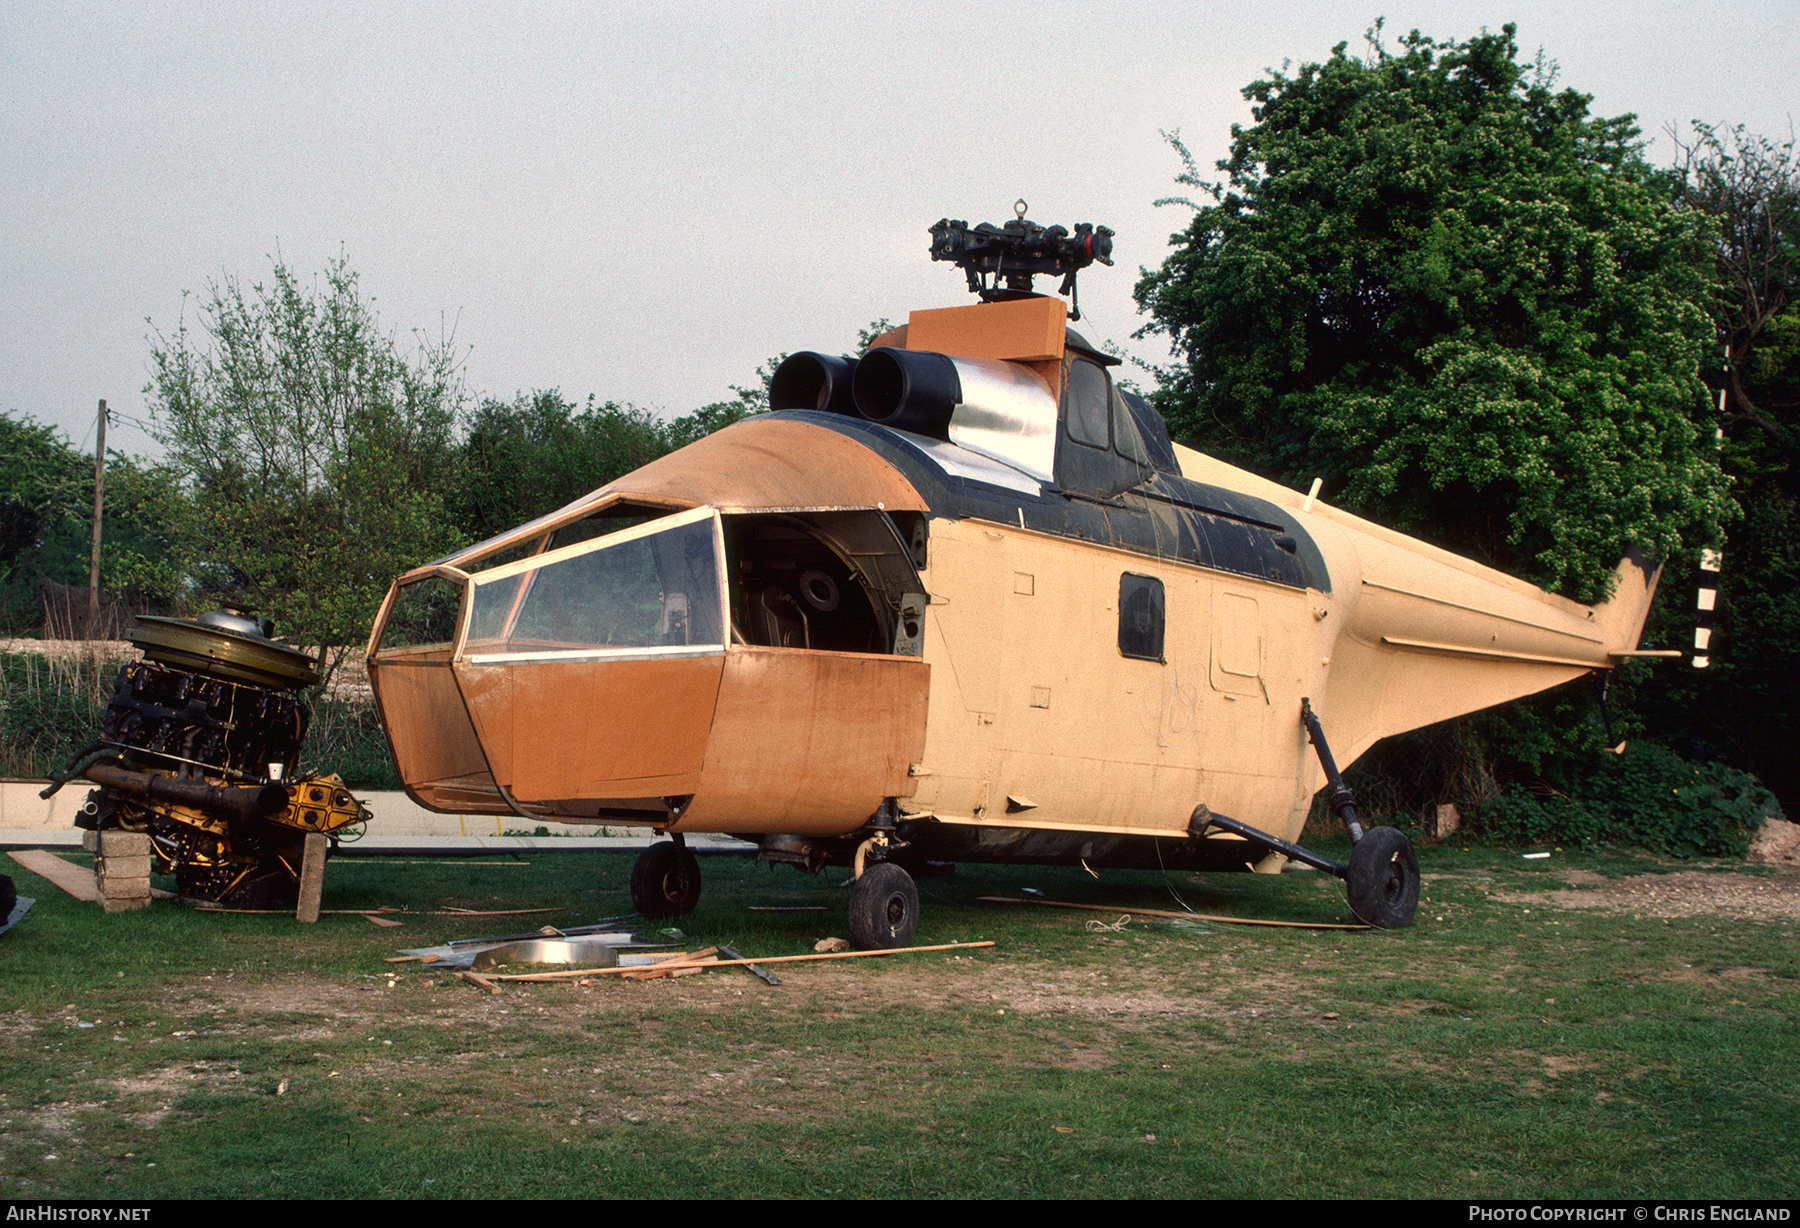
395, 919, 681, 968
0, 895, 33, 936
470, 938, 623, 970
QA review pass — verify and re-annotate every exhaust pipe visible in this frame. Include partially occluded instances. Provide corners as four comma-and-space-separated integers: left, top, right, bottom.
79, 763, 290, 824
851, 348, 961, 436
769, 352, 859, 415
776, 345, 1060, 485
855, 347, 1057, 483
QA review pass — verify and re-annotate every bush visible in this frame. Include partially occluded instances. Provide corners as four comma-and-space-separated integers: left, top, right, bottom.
302, 693, 402, 792
1471, 741, 1779, 857
0, 650, 120, 778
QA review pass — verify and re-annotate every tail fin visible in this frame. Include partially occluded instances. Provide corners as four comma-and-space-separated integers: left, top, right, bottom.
1594, 546, 1663, 656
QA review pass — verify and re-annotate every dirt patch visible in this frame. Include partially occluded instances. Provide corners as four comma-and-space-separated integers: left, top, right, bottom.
141, 953, 1323, 1055
1490, 868, 1800, 920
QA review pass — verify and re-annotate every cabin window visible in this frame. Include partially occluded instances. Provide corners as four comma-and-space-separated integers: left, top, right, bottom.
1111, 386, 1151, 466
1118, 573, 1165, 662
1057, 357, 1152, 500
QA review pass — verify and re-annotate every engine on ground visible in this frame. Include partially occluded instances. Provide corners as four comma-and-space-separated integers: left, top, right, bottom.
48, 608, 368, 907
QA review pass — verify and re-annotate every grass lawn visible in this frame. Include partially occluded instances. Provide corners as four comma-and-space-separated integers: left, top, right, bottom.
2, 839, 1795, 1199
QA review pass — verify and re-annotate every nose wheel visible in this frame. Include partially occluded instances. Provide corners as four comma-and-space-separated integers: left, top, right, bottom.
1345, 826, 1419, 928
631, 837, 702, 919
847, 862, 919, 949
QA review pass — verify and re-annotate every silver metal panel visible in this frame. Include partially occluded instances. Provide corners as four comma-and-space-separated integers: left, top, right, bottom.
891, 431, 1044, 496
945, 356, 1060, 484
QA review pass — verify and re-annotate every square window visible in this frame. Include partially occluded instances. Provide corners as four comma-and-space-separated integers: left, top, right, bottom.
1118, 573, 1165, 662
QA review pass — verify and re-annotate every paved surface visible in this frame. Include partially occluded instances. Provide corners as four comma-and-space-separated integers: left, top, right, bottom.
0, 780, 754, 856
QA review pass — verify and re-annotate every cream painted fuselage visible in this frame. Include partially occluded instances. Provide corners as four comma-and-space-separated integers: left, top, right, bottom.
366, 294, 1658, 876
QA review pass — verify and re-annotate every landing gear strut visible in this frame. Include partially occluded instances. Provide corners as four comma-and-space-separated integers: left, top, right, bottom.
1188, 699, 1419, 928
845, 798, 920, 949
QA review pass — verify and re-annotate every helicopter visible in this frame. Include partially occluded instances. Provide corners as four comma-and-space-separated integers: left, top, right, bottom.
364, 208, 1670, 946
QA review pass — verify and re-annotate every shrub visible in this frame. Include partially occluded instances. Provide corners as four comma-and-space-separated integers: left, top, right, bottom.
1471, 741, 1779, 857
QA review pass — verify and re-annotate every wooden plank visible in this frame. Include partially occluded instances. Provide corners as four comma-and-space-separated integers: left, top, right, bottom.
621, 947, 720, 980
296, 832, 329, 923
978, 895, 1368, 930
8, 849, 101, 901
491, 939, 997, 981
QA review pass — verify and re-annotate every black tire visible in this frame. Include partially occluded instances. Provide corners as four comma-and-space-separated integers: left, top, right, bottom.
1346, 826, 1419, 928
631, 841, 701, 919
847, 862, 919, 950
0, 874, 16, 922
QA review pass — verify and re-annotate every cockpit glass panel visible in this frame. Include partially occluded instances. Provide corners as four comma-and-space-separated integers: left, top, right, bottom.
546, 513, 657, 552
1066, 359, 1111, 449
1111, 386, 1150, 465
379, 576, 464, 651
440, 501, 675, 574
463, 510, 723, 657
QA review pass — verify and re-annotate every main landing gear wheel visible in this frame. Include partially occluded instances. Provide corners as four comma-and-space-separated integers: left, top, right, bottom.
847, 862, 919, 950
631, 840, 701, 919
1346, 826, 1419, 928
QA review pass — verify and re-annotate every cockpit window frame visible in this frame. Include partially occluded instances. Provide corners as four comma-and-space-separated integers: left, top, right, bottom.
453, 505, 728, 665
399, 491, 692, 585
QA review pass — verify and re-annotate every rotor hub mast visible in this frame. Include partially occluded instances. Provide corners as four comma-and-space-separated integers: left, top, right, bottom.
929, 203, 1114, 317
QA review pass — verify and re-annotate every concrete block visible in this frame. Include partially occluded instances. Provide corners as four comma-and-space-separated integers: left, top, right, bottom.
99, 831, 151, 858
97, 871, 151, 894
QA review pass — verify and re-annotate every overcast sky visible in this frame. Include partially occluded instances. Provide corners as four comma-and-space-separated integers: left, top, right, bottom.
4, 0, 1795, 458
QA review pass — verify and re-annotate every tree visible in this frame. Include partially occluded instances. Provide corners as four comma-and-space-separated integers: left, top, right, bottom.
1135, 24, 1730, 602
0, 413, 185, 633
1653, 124, 1800, 803
453, 391, 676, 541
147, 254, 464, 665
1674, 122, 1800, 459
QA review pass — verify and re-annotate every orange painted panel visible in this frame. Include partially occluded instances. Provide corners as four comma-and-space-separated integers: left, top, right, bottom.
454, 654, 726, 803
679, 647, 930, 836
603, 418, 928, 513
906, 297, 1067, 363
369, 655, 497, 800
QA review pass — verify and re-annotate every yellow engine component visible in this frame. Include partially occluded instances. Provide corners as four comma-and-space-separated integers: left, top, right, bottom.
274, 775, 368, 834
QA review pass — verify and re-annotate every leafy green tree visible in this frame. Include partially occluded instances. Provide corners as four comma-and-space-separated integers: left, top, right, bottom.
0, 416, 88, 582
1674, 123, 1800, 458
453, 391, 676, 541
146, 254, 464, 664
1644, 124, 1800, 803
1135, 24, 1730, 602
452, 327, 901, 535
0, 413, 186, 632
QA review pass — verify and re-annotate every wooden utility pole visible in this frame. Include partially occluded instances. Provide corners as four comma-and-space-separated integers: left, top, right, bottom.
87, 398, 106, 639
